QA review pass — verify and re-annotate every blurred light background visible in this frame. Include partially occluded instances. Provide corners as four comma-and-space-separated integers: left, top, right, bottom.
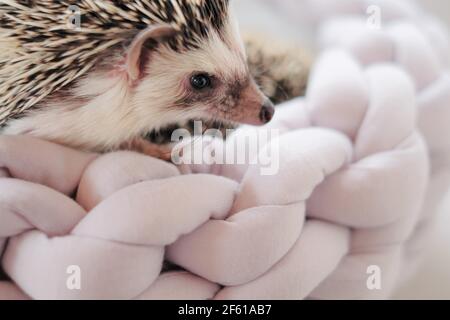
235, 0, 450, 300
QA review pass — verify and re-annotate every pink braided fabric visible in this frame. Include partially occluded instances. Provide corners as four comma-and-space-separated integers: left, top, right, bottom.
266, 0, 450, 298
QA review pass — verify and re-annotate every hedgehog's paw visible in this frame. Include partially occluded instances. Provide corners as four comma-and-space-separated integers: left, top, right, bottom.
123, 138, 174, 162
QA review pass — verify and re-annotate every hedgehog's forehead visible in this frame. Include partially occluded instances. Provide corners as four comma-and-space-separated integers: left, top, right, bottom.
196, 31, 247, 79
163, 0, 233, 50
164, 3, 248, 79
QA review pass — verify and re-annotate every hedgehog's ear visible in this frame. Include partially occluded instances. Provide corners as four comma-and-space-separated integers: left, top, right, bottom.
127, 25, 176, 82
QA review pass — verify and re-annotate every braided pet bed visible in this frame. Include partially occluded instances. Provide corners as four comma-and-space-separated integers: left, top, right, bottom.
0, 0, 449, 299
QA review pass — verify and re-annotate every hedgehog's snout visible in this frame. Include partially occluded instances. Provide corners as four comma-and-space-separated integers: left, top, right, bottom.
259, 99, 275, 124
226, 79, 276, 127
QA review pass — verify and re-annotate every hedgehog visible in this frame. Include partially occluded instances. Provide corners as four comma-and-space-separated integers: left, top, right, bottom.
0, 0, 278, 156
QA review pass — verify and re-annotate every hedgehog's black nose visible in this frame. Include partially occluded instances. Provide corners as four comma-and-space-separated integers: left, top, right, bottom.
259, 100, 275, 124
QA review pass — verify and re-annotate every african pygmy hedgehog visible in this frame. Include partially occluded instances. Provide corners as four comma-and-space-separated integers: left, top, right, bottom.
0, 1, 310, 156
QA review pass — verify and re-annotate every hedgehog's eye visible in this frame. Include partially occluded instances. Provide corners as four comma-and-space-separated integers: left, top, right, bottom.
190, 73, 212, 90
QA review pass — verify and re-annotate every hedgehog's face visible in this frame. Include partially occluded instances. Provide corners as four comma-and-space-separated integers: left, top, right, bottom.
127, 17, 274, 132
